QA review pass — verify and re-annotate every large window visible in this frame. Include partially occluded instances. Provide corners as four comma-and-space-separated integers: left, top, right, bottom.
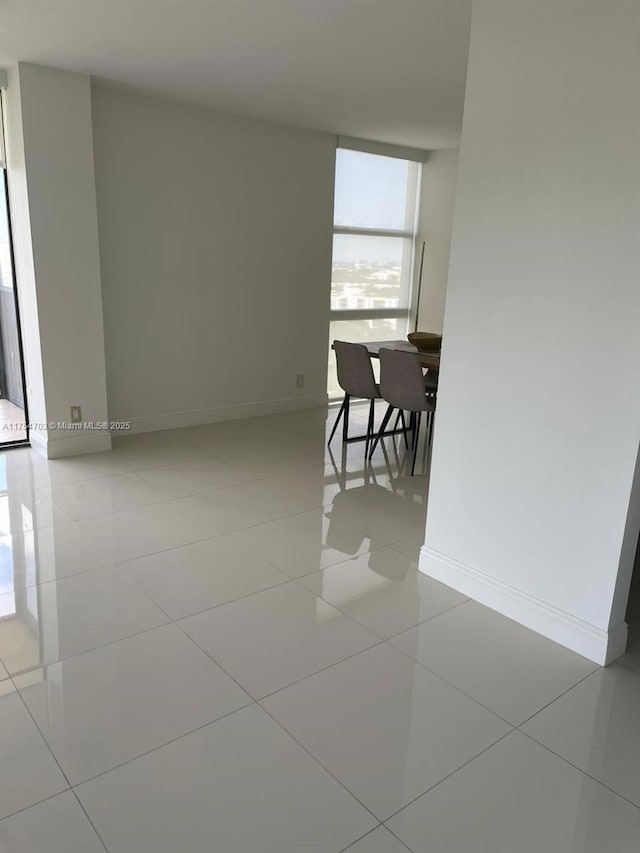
327, 147, 420, 396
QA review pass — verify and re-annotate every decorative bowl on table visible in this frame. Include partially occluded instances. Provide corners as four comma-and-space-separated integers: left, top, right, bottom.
407, 332, 442, 352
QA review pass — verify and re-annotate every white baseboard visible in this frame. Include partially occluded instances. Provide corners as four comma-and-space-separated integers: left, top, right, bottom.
119, 393, 329, 436
419, 546, 626, 665
30, 429, 112, 459
28, 431, 48, 457
28, 394, 328, 457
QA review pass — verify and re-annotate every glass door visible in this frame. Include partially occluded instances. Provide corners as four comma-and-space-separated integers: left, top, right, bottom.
0, 99, 29, 446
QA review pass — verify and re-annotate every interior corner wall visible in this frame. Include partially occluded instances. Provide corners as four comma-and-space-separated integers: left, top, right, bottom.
90, 84, 336, 433
4, 62, 110, 457
420, 0, 640, 664
415, 148, 459, 334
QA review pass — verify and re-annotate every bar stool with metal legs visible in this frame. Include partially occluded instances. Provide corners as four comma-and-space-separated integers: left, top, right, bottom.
328, 341, 384, 457
368, 348, 436, 475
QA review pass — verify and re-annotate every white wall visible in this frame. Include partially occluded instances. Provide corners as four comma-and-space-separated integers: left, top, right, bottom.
415, 148, 458, 334
421, 0, 640, 664
4, 63, 110, 456
91, 84, 336, 432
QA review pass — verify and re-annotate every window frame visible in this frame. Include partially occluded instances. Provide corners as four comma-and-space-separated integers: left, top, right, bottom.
328, 144, 424, 398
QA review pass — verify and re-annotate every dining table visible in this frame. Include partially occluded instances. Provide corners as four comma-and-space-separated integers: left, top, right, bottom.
361, 339, 441, 371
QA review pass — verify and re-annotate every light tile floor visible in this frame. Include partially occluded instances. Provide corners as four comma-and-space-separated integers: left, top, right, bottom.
0, 399, 26, 444
0, 403, 639, 851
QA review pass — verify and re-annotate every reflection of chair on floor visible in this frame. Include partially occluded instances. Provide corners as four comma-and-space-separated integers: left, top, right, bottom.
326, 443, 379, 491
365, 546, 413, 581
369, 348, 436, 475
323, 506, 367, 556
324, 482, 391, 551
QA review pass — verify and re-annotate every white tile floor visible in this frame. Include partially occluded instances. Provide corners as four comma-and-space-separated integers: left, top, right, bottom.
0, 403, 639, 851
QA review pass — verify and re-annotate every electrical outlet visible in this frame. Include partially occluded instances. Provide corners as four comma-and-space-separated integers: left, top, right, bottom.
296, 374, 304, 389
70, 405, 82, 423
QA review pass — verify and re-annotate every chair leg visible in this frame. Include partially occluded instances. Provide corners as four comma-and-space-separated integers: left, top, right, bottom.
342, 394, 350, 443
408, 410, 416, 440
368, 404, 394, 459
399, 410, 409, 448
391, 409, 408, 449
427, 410, 434, 446
328, 396, 346, 446
365, 398, 376, 459
411, 411, 422, 476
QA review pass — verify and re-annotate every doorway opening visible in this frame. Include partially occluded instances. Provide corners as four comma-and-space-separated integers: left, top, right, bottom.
0, 98, 29, 448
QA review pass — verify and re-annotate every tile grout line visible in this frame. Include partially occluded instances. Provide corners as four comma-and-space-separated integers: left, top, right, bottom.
384, 634, 530, 727
6, 564, 463, 708
38, 436, 401, 527
379, 678, 640, 834
0, 788, 72, 826
6, 572, 263, 796
167, 575, 496, 715
6, 550, 430, 684
69, 789, 111, 853
277, 588, 510, 714
382, 823, 416, 852
40, 442, 349, 514
71, 481, 367, 552
257, 698, 384, 828
139, 570, 493, 740
16, 436, 423, 553
6, 491, 400, 816
13, 681, 76, 790
5, 593, 611, 834
381, 599, 470, 643
254, 636, 389, 703
383, 612, 603, 729
382, 727, 516, 825
5, 413, 442, 844
517, 729, 640, 813
11, 489, 400, 594
172, 615, 291, 702
300, 588, 469, 647
5, 617, 173, 680
170, 617, 390, 832
514, 666, 600, 728
8, 572, 302, 679
72, 700, 257, 789
109, 567, 294, 624
171, 616, 263, 699
8, 684, 108, 851
336, 823, 414, 853
9, 416, 640, 845
8, 479, 433, 834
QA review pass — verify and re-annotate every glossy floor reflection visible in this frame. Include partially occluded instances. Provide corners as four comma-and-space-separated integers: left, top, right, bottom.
0, 404, 639, 851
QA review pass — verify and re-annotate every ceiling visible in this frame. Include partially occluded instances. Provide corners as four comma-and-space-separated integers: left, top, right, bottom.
0, 0, 471, 149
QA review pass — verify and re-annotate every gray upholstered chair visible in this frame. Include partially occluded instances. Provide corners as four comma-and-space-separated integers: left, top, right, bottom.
369, 348, 436, 475
328, 340, 388, 457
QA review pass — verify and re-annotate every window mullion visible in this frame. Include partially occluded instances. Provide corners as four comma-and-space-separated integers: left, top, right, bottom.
330, 308, 409, 321
333, 225, 413, 240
